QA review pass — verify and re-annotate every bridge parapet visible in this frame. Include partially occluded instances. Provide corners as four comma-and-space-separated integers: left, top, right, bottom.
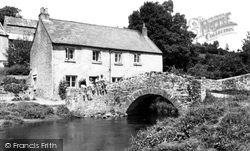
202, 73, 250, 92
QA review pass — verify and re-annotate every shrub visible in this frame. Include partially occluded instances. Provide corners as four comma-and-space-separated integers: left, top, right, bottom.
58, 80, 68, 100
12, 102, 54, 119
126, 93, 250, 151
4, 115, 24, 125
23, 95, 30, 101
11, 97, 22, 101
5, 64, 30, 75
56, 105, 71, 118
4, 83, 25, 97
2, 77, 20, 85
150, 100, 178, 117
2, 120, 13, 127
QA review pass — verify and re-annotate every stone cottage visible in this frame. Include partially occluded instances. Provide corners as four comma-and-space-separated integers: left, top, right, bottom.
0, 16, 37, 67
0, 23, 8, 67
30, 8, 163, 99
3, 16, 37, 41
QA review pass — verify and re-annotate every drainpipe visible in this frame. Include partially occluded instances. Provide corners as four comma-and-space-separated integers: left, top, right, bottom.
109, 50, 112, 83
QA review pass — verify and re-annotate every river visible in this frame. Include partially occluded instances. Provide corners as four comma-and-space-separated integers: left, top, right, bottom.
0, 115, 159, 151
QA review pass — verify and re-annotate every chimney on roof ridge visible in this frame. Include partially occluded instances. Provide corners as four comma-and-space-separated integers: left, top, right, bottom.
39, 7, 50, 21
142, 23, 148, 37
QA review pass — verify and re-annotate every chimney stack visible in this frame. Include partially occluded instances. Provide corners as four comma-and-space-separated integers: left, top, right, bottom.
39, 7, 50, 20
142, 23, 148, 37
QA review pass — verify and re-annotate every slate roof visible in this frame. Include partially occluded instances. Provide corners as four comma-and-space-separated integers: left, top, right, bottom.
42, 19, 162, 54
0, 23, 7, 36
4, 16, 37, 38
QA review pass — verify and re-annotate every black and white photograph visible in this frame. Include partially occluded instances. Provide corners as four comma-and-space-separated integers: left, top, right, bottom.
0, 0, 250, 150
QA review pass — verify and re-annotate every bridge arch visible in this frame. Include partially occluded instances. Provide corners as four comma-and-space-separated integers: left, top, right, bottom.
125, 88, 185, 116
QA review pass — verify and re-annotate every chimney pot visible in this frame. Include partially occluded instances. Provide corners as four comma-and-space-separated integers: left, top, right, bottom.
39, 7, 49, 21
142, 23, 148, 37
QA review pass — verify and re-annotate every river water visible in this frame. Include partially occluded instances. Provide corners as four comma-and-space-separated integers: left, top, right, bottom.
0, 115, 159, 151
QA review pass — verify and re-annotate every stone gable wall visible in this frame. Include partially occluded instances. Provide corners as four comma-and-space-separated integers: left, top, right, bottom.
30, 20, 53, 99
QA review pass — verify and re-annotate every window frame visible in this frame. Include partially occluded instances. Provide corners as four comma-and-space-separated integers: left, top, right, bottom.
133, 53, 141, 66
65, 48, 75, 61
114, 52, 123, 65
65, 75, 77, 88
112, 77, 122, 83
92, 51, 102, 63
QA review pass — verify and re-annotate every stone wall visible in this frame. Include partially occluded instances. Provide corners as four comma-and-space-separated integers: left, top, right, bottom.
106, 72, 202, 114
30, 20, 53, 99
202, 73, 250, 92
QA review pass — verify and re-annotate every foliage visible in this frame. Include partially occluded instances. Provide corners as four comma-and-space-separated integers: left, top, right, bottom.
5, 40, 32, 67
8, 102, 54, 119
128, 1, 196, 71
56, 105, 71, 118
58, 80, 68, 100
126, 93, 250, 151
5, 64, 30, 75
2, 76, 20, 85
150, 96, 178, 117
4, 115, 24, 125
0, 6, 22, 25
187, 41, 250, 79
4, 83, 28, 97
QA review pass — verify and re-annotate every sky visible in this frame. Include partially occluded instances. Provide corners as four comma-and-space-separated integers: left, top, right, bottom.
1, 0, 249, 51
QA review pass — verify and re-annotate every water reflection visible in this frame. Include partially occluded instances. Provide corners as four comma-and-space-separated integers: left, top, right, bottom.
0, 115, 159, 151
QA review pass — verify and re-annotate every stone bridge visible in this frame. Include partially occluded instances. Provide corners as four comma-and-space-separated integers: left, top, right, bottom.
66, 72, 250, 116
66, 72, 204, 116
105, 72, 203, 115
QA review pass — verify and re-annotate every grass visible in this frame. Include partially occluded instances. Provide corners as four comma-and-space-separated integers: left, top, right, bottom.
126, 92, 250, 151
0, 102, 72, 127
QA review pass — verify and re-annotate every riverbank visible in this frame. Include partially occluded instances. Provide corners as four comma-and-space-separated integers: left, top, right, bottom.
0, 96, 129, 128
126, 92, 250, 151
0, 101, 71, 128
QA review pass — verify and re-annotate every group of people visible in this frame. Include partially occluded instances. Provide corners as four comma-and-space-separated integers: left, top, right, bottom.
80, 75, 107, 101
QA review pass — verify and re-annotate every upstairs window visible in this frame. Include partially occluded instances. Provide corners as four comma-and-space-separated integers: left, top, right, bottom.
115, 53, 122, 64
66, 75, 77, 87
134, 54, 141, 64
65, 48, 75, 60
93, 51, 101, 62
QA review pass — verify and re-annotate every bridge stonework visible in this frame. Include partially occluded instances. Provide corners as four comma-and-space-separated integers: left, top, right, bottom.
106, 72, 203, 115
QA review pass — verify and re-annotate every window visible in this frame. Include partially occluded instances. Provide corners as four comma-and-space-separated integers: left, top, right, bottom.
93, 51, 101, 62
65, 48, 75, 60
112, 77, 122, 83
115, 53, 122, 64
134, 54, 141, 64
66, 75, 77, 87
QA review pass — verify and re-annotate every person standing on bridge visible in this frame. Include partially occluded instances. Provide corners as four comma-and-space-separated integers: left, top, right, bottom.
100, 74, 107, 95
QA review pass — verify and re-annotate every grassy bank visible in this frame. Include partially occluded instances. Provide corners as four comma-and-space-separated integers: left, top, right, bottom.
0, 102, 72, 127
126, 92, 250, 151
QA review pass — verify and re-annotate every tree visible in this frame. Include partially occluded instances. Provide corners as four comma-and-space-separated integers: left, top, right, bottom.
0, 6, 22, 25
128, 1, 196, 71
242, 32, 250, 54
5, 39, 32, 67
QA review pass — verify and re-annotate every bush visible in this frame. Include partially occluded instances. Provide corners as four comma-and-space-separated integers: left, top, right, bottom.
4, 83, 26, 97
2, 120, 13, 127
10, 102, 54, 119
126, 93, 250, 151
5, 64, 30, 75
2, 77, 20, 85
4, 115, 24, 125
58, 80, 68, 100
56, 105, 71, 118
